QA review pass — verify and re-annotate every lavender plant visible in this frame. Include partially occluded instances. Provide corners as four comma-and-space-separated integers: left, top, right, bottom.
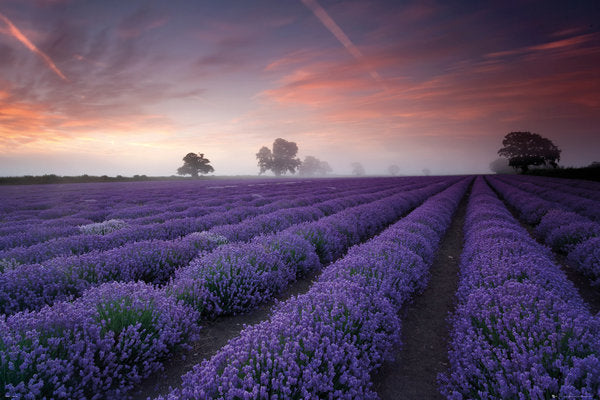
489, 176, 600, 287
1, 281, 200, 399
156, 178, 470, 399
440, 177, 600, 399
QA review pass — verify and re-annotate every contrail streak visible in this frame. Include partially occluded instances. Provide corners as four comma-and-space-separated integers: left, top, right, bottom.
301, 0, 382, 82
0, 12, 68, 81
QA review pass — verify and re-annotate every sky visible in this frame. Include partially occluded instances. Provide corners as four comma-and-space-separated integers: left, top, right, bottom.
0, 0, 598, 177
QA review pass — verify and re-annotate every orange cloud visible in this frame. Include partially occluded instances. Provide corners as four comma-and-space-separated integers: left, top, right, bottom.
257, 33, 600, 147
0, 12, 68, 81
0, 84, 178, 155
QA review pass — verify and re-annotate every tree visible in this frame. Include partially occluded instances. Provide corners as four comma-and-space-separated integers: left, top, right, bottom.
319, 160, 332, 175
351, 162, 365, 176
256, 138, 301, 176
498, 131, 561, 172
256, 147, 272, 175
388, 164, 400, 176
298, 156, 332, 176
177, 152, 214, 177
422, 168, 431, 176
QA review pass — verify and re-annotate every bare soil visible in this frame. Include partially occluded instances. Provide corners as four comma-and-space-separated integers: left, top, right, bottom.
372, 187, 469, 399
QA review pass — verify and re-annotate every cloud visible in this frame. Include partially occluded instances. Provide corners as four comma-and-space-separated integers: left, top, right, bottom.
256, 23, 600, 157
0, 82, 179, 154
301, 0, 382, 82
0, 11, 67, 80
486, 33, 598, 59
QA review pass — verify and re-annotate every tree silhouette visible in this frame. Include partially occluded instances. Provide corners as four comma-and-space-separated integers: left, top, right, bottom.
298, 156, 332, 176
256, 147, 273, 175
498, 131, 561, 172
388, 164, 400, 176
177, 152, 214, 177
351, 162, 365, 176
256, 138, 301, 176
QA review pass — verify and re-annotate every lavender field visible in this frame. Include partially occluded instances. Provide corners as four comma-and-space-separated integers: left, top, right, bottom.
0, 175, 599, 399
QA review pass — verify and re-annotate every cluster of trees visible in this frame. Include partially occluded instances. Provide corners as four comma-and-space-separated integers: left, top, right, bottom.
256, 138, 334, 177
256, 138, 302, 176
180, 131, 564, 178
176, 138, 334, 178
176, 138, 412, 178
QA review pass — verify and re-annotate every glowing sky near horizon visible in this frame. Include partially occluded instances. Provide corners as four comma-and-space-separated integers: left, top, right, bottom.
0, 0, 598, 176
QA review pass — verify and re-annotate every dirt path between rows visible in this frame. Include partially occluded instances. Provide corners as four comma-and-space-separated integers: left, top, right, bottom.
485, 177, 600, 314
131, 192, 439, 399
131, 186, 462, 400
131, 270, 319, 400
372, 187, 469, 399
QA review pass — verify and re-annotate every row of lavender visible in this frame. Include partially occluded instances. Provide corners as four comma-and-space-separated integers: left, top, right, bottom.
0, 179, 316, 222
0, 178, 442, 315
0, 177, 458, 398
0, 189, 278, 250
0, 178, 403, 256
0, 178, 396, 266
0, 179, 408, 250
486, 176, 600, 286
492, 175, 600, 221
440, 177, 600, 399
0, 180, 385, 311
155, 178, 471, 399
501, 174, 600, 204
167, 178, 458, 320
0, 179, 288, 228
0, 179, 402, 229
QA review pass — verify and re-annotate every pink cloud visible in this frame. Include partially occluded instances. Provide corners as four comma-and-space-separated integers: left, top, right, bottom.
0, 84, 176, 153
0, 11, 67, 80
486, 33, 598, 58
257, 30, 600, 146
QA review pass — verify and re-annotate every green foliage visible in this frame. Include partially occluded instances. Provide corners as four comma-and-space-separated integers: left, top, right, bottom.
95, 298, 157, 337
